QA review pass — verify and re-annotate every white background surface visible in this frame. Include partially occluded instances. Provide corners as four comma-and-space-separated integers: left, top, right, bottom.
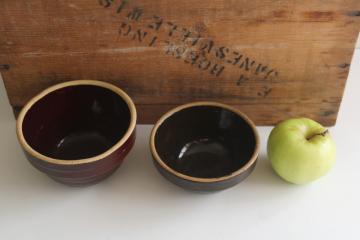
1, 47, 360, 239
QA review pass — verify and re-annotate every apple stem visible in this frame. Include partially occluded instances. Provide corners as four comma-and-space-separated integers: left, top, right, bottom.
306, 129, 329, 141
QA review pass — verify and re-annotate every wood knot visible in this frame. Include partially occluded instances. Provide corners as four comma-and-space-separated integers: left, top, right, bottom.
346, 10, 360, 17
338, 63, 350, 69
0, 64, 10, 71
302, 11, 335, 21
273, 10, 288, 18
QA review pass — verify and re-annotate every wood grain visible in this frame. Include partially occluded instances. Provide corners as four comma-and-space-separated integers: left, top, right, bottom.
1, 0, 359, 125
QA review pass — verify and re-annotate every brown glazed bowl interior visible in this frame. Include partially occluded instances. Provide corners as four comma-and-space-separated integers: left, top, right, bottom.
150, 102, 259, 191
16, 80, 136, 186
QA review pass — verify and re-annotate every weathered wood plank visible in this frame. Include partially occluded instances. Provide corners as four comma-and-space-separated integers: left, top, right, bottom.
1, 0, 359, 125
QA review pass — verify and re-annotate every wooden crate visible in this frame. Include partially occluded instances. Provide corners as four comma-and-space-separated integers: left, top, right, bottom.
0, 0, 359, 125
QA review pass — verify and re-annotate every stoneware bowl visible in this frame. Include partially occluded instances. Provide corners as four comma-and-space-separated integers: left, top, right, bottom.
16, 80, 137, 186
150, 102, 260, 191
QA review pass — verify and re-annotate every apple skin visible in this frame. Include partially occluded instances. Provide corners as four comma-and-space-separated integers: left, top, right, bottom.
267, 118, 336, 184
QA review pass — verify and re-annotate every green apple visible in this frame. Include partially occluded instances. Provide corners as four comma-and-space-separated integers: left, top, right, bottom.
267, 118, 336, 184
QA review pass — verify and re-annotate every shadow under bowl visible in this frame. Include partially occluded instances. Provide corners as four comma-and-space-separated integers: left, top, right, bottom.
16, 80, 137, 186
150, 102, 260, 192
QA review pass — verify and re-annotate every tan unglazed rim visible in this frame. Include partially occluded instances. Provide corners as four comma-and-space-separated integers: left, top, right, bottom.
16, 80, 137, 165
150, 102, 260, 183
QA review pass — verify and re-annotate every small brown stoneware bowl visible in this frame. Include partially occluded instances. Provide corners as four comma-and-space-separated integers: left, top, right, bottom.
150, 102, 260, 191
16, 80, 137, 186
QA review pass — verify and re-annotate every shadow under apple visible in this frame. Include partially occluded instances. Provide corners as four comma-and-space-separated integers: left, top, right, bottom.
244, 153, 290, 187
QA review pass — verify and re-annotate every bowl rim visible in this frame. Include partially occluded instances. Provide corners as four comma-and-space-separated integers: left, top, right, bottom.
16, 80, 137, 165
150, 101, 260, 183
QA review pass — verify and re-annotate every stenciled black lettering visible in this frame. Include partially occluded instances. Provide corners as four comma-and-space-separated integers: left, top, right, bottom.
116, 0, 128, 13
163, 40, 175, 55
257, 86, 272, 97
174, 46, 187, 59
210, 64, 225, 77
229, 51, 243, 65
132, 29, 147, 42
239, 57, 255, 71
126, 7, 143, 21
255, 64, 268, 75
190, 33, 201, 46
236, 74, 249, 86
149, 36, 158, 46
184, 50, 200, 65
148, 15, 163, 31
215, 47, 229, 60
99, 2, 280, 84
199, 39, 214, 54
264, 69, 279, 80
198, 58, 211, 70
166, 22, 178, 37
119, 22, 131, 36
181, 28, 192, 42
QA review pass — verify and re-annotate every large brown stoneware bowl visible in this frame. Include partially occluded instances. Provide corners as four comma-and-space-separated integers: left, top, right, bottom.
16, 80, 137, 186
150, 102, 260, 192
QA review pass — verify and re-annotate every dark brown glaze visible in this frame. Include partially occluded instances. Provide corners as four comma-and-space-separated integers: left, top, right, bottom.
17, 80, 137, 186
150, 102, 259, 192
24, 132, 135, 186
154, 157, 257, 191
